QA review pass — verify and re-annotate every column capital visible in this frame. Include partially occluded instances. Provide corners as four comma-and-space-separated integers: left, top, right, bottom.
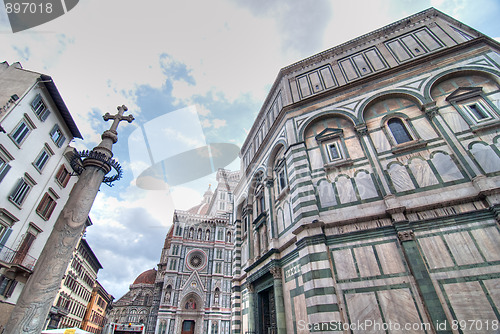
246, 283, 255, 293
270, 266, 282, 279
422, 101, 439, 120
264, 177, 274, 188
355, 124, 369, 137
397, 230, 415, 242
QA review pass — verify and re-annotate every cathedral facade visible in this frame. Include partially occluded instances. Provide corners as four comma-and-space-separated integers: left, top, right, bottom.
231, 8, 500, 334
153, 169, 240, 334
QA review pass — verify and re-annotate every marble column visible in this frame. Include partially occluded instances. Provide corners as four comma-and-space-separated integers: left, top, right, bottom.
246, 283, 255, 333
4, 106, 133, 334
270, 267, 286, 334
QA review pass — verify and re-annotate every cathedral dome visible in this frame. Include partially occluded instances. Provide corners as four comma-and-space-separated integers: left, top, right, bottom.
133, 269, 157, 285
187, 202, 209, 215
186, 185, 213, 216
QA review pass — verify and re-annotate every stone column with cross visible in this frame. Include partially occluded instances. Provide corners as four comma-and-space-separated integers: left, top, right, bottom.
4, 106, 134, 334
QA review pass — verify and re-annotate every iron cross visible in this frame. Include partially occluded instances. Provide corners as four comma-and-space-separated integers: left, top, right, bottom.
103, 105, 135, 132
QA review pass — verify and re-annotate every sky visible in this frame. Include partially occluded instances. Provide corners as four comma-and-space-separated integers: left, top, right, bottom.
1, 0, 499, 300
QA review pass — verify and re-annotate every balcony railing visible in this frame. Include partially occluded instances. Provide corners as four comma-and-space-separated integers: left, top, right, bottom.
0, 244, 37, 271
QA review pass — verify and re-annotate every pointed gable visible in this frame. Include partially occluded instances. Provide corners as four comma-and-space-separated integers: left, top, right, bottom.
445, 86, 483, 102
315, 128, 344, 142
181, 270, 206, 292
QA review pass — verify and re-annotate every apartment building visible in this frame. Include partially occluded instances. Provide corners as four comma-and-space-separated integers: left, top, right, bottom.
0, 61, 82, 329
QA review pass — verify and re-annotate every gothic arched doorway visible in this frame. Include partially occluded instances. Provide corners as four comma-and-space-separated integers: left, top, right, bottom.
181, 320, 195, 334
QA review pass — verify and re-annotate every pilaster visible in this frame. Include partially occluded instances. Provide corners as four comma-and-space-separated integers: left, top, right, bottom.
393, 217, 452, 334
293, 221, 342, 330
246, 283, 255, 333
422, 102, 481, 179
355, 124, 392, 197
284, 142, 320, 226
231, 284, 242, 334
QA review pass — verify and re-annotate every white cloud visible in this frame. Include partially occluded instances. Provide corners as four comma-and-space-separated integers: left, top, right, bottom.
196, 104, 211, 116
212, 119, 227, 129
201, 118, 228, 129
201, 119, 212, 128
170, 186, 203, 211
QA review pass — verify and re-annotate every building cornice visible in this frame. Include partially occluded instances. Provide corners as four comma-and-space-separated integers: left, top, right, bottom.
239, 7, 489, 157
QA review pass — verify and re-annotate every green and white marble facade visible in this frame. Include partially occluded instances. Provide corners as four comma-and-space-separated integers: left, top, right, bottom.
231, 8, 500, 334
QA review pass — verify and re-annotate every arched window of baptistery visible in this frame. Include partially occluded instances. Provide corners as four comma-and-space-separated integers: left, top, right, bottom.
252, 172, 265, 217
303, 115, 359, 170
387, 118, 413, 144
430, 72, 500, 132
363, 96, 427, 154
273, 146, 288, 196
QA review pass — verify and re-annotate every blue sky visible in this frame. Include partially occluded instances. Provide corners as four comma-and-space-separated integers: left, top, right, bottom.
1, 0, 499, 299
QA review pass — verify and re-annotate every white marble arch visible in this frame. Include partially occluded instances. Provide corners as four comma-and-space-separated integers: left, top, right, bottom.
283, 200, 293, 230
387, 162, 415, 192
334, 175, 357, 204
430, 151, 463, 182
276, 208, 285, 234
469, 142, 500, 174
354, 170, 379, 200
408, 157, 439, 188
317, 179, 337, 207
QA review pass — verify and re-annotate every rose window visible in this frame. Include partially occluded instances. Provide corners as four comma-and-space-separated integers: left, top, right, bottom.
187, 250, 206, 270
190, 254, 202, 268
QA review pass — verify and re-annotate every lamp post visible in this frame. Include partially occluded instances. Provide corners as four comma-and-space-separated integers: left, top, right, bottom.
4, 106, 133, 334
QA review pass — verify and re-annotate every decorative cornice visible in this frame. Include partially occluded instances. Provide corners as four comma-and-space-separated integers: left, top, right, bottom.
244, 250, 279, 274
295, 234, 327, 251
252, 212, 267, 228
292, 219, 325, 236
0, 208, 19, 226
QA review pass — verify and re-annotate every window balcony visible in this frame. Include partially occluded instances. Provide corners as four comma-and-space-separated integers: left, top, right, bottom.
0, 243, 37, 274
